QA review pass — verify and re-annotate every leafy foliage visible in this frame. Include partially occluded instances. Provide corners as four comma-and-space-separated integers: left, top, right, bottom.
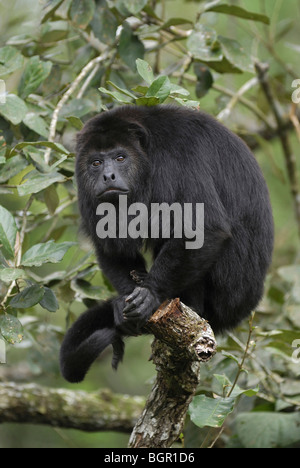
0, 0, 299, 449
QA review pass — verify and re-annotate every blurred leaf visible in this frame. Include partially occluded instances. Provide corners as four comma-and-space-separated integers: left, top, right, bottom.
0, 155, 29, 183
0, 205, 18, 259
23, 113, 49, 138
44, 185, 60, 215
41, 0, 65, 23
90, 2, 118, 44
194, 63, 214, 98
0, 94, 27, 125
19, 56, 52, 99
99, 86, 133, 104
106, 81, 136, 99
17, 170, 65, 196
123, 0, 148, 15
21, 240, 75, 267
278, 265, 300, 283
203, 1, 270, 24
189, 395, 235, 428
11, 140, 69, 156
22, 146, 51, 173
39, 287, 59, 312
0, 46, 24, 78
0, 268, 26, 283
162, 17, 193, 28
69, 0, 96, 29
218, 36, 254, 73
187, 24, 223, 62
136, 59, 154, 85
66, 116, 84, 130
71, 278, 111, 300
235, 412, 300, 448
41, 20, 69, 42
213, 374, 259, 398
0, 314, 23, 344
118, 21, 145, 71
10, 284, 45, 309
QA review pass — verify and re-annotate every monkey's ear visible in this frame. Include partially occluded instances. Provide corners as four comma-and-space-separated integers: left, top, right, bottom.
127, 121, 149, 149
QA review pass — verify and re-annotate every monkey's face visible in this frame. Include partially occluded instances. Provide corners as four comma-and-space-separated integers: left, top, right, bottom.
85, 146, 131, 201
75, 114, 151, 207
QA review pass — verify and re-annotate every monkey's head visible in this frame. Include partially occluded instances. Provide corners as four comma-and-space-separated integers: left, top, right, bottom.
76, 110, 150, 207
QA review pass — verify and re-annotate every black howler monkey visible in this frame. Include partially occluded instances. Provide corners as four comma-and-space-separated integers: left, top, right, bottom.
60, 105, 274, 383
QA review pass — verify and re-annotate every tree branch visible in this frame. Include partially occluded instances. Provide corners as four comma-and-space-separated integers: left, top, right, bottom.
0, 383, 145, 432
0, 300, 216, 445
128, 299, 217, 448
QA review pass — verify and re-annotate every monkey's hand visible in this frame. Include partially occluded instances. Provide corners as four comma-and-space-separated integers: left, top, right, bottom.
113, 294, 141, 336
123, 287, 161, 332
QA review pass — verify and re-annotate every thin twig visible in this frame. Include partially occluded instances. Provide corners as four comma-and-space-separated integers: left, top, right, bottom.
255, 61, 300, 237
0, 196, 34, 310
289, 102, 300, 142
217, 77, 259, 122
44, 49, 110, 165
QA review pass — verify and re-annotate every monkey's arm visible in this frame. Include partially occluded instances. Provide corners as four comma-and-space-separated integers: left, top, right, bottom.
124, 228, 231, 331
96, 246, 147, 295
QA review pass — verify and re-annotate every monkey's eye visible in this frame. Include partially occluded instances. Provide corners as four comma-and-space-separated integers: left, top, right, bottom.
116, 155, 126, 162
92, 160, 102, 167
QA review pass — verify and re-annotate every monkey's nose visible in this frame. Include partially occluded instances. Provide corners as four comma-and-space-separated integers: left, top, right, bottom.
103, 172, 116, 183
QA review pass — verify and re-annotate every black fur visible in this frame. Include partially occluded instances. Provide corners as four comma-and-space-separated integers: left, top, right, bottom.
60, 105, 274, 383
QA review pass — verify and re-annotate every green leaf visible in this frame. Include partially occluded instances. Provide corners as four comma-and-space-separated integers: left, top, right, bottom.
189, 395, 235, 428
146, 76, 172, 102
187, 24, 223, 62
17, 170, 65, 197
11, 140, 69, 156
44, 185, 60, 215
23, 113, 49, 138
0, 268, 26, 283
99, 87, 133, 104
136, 96, 160, 106
0, 314, 23, 344
235, 412, 300, 448
71, 279, 111, 301
0, 155, 29, 183
19, 56, 52, 99
39, 287, 59, 312
204, 1, 270, 25
10, 284, 45, 309
106, 81, 136, 99
22, 146, 51, 174
169, 83, 190, 97
69, 0, 96, 29
0, 46, 24, 78
0, 94, 27, 125
136, 59, 154, 85
218, 36, 254, 73
144, 76, 172, 103
0, 205, 18, 259
194, 63, 214, 98
66, 116, 84, 130
123, 0, 148, 15
41, 20, 69, 43
162, 18, 193, 29
213, 374, 259, 399
118, 21, 145, 71
21, 240, 75, 267
277, 265, 300, 283
41, 0, 65, 23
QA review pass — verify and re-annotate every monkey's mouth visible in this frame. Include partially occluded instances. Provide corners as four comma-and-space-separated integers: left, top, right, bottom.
98, 188, 129, 198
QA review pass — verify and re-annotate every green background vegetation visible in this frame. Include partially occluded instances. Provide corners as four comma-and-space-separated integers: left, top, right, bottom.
0, 0, 299, 448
